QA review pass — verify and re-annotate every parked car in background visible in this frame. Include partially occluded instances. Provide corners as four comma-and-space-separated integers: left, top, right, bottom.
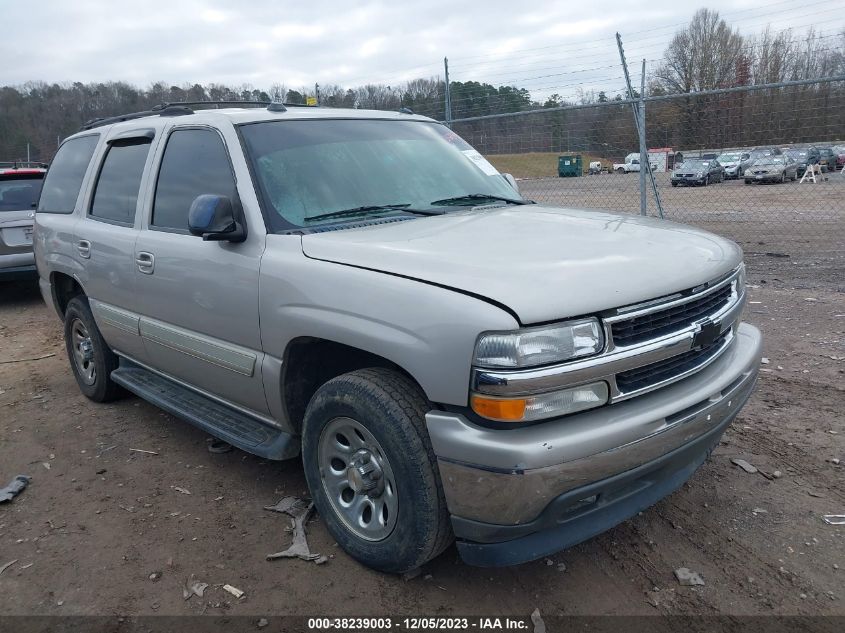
613, 153, 658, 174
671, 158, 724, 186
738, 147, 782, 178
1, 162, 47, 281
716, 151, 747, 179
744, 155, 797, 184
817, 147, 837, 172
784, 147, 819, 177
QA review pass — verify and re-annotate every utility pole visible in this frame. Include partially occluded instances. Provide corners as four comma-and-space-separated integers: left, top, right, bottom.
315, 82, 320, 106
27, 143, 30, 163
444, 57, 452, 128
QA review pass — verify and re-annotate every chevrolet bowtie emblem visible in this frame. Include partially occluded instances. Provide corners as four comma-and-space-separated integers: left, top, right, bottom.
692, 320, 722, 348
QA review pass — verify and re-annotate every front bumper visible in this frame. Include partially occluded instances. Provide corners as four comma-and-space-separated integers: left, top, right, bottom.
745, 173, 781, 182
671, 177, 705, 185
426, 322, 762, 566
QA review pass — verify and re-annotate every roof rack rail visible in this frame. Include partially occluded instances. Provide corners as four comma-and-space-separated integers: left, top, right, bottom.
155, 100, 317, 109
79, 105, 193, 131
78, 100, 319, 131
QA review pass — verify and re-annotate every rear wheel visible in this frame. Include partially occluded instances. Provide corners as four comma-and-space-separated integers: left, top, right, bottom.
63, 296, 122, 402
615, 167, 625, 174
301, 368, 452, 573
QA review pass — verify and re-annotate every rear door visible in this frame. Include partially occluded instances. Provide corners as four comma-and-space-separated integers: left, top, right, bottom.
74, 131, 157, 362
133, 125, 268, 415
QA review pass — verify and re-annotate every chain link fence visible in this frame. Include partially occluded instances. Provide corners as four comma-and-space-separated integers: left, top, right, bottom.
451, 78, 845, 286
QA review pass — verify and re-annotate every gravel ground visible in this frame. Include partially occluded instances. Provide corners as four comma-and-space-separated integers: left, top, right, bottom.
0, 200, 843, 622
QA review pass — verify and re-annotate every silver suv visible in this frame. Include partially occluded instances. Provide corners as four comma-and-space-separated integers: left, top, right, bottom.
34, 103, 762, 572
1, 162, 46, 280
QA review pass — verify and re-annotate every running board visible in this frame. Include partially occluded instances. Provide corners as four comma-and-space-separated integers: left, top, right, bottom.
111, 362, 299, 460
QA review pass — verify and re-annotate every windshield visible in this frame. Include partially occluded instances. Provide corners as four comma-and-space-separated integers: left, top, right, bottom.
678, 159, 708, 169
239, 119, 522, 230
718, 153, 741, 162
0, 175, 44, 212
754, 157, 785, 166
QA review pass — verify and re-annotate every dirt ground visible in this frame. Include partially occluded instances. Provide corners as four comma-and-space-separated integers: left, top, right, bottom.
0, 229, 843, 622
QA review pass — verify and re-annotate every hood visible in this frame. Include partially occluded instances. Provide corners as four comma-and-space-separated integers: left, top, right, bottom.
301, 206, 742, 325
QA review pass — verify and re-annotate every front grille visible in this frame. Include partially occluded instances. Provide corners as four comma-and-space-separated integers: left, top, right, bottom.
612, 284, 732, 347
615, 334, 727, 393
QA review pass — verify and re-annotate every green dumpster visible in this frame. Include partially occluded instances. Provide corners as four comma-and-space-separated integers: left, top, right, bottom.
558, 154, 582, 177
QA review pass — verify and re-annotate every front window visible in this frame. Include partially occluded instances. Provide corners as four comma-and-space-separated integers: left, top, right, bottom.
239, 119, 521, 230
0, 175, 43, 212
718, 153, 740, 163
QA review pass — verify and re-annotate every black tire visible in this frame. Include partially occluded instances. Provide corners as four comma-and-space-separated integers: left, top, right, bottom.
703, 176, 709, 186
63, 296, 123, 402
671, 182, 678, 187
301, 368, 452, 573
745, 179, 753, 185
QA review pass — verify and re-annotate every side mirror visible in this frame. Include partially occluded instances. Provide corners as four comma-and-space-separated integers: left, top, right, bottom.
502, 173, 519, 193
188, 194, 246, 242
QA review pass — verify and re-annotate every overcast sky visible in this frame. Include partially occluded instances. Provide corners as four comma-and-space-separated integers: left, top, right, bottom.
4, 0, 843, 101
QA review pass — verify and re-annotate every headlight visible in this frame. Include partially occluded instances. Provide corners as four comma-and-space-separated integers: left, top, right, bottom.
471, 382, 609, 422
473, 318, 603, 368
695, 171, 704, 177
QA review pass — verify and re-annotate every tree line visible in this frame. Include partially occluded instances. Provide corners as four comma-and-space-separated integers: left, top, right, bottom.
1, 9, 843, 162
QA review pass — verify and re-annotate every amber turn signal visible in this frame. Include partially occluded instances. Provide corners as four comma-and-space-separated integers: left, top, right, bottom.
470, 395, 527, 422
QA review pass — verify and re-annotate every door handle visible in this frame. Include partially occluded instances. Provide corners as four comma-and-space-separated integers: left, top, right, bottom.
77, 240, 91, 259
136, 251, 155, 274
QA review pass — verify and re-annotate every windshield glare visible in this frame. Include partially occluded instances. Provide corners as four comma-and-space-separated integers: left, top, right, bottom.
239, 119, 521, 229
718, 153, 740, 162
0, 176, 43, 212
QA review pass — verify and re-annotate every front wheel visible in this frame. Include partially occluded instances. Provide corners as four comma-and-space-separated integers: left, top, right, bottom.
301, 368, 452, 573
63, 296, 123, 402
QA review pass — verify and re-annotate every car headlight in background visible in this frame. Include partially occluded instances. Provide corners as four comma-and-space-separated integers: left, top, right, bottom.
473, 318, 603, 368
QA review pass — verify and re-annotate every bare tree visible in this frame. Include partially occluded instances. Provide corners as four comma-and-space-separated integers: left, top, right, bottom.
656, 9, 745, 93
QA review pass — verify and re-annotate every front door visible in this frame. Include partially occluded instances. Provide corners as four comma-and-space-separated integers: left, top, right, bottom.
133, 126, 268, 415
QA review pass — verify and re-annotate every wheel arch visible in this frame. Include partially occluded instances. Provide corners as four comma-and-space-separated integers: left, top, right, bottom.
280, 336, 427, 434
50, 271, 86, 317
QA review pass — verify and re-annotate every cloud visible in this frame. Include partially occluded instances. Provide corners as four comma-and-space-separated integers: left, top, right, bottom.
2, 0, 842, 105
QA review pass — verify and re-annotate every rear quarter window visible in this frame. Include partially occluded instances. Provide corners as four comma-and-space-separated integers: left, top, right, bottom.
37, 135, 100, 214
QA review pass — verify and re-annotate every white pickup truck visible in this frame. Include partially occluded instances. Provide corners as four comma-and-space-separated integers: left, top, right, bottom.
614, 152, 658, 174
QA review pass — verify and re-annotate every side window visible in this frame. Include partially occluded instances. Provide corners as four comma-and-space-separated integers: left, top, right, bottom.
152, 129, 236, 231
90, 139, 151, 224
37, 135, 99, 214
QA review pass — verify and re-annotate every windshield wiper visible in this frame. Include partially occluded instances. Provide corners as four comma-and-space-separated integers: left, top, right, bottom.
303, 204, 440, 222
430, 194, 533, 207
